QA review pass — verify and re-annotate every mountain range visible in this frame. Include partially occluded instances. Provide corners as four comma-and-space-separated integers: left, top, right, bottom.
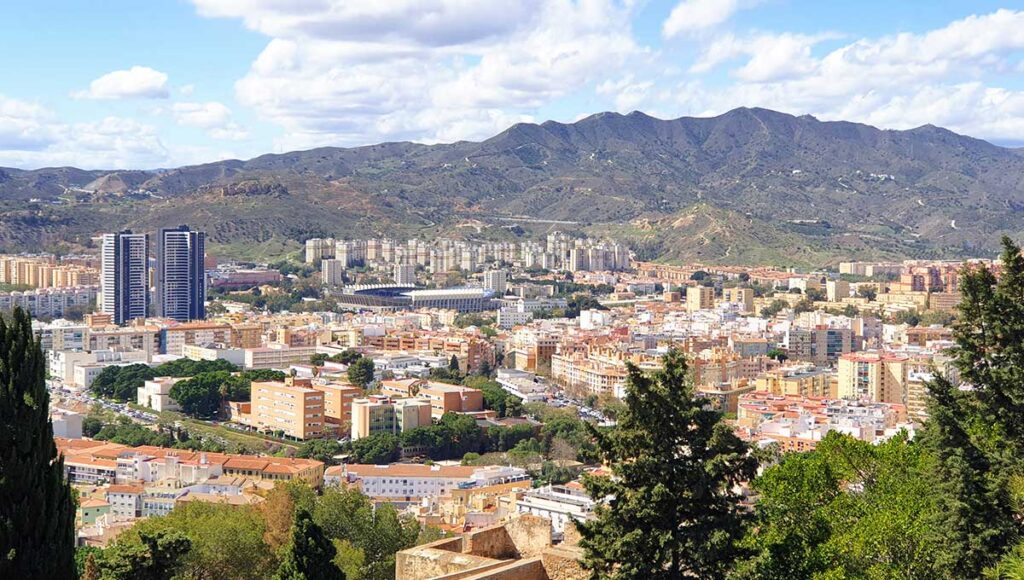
2, 107, 1023, 266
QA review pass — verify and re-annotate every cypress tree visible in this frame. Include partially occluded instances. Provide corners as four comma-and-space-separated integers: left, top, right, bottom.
0, 307, 76, 578
274, 507, 345, 580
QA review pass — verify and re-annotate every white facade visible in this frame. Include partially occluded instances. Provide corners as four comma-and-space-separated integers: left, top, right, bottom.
394, 263, 416, 285
322, 259, 345, 286
483, 270, 507, 295
51, 409, 83, 439
137, 377, 185, 412
517, 484, 594, 535
497, 307, 532, 329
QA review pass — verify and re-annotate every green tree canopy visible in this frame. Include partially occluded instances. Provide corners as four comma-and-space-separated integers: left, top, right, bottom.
349, 433, 400, 464
91, 364, 158, 401
297, 439, 344, 465
98, 529, 192, 580
274, 507, 345, 580
346, 358, 375, 389
170, 372, 230, 418
578, 349, 756, 579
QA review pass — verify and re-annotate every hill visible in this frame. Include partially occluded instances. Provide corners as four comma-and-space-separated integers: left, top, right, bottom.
2, 107, 1024, 266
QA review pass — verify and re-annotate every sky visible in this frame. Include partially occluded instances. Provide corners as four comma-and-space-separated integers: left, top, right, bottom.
1, 0, 1023, 169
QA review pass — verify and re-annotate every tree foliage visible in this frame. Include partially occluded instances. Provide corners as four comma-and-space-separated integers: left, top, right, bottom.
463, 375, 522, 417
578, 349, 756, 579
0, 307, 77, 579
274, 508, 344, 580
97, 529, 192, 580
346, 358, 376, 389
349, 433, 400, 464
737, 235, 1024, 579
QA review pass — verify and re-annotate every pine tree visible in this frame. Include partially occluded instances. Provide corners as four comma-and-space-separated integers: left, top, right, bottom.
0, 307, 76, 578
916, 375, 1018, 577
578, 349, 757, 579
952, 236, 1024, 456
274, 507, 345, 580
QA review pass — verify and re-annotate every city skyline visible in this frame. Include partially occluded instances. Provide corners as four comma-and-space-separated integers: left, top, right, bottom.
1, 2, 1023, 169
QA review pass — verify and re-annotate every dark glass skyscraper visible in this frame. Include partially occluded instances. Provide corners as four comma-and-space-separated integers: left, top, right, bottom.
101, 230, 150, 325
155, 225, 206, 322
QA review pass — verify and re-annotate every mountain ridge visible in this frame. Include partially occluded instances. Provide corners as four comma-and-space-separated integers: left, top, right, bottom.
2, 107, 1023, 266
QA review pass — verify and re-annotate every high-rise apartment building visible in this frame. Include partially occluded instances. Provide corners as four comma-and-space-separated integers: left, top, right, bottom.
837, 352, 909, 404
686, 286, 714, 313
155, 226, 206, 322
394, 263, 416, 285
826, 279, 851, 302
101, 231, 149, 324
483, 270, 507, 295
722, 287, 754, 313
322, 259, 345, 286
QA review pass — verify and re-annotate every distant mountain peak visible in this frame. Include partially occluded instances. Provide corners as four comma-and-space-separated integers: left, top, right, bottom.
1, 106, 1021, 265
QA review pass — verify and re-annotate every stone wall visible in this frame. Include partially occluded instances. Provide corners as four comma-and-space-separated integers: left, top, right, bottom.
503, 514, 553, 558
460, 558, 548, 580
464, 525, 517, 560
541, 545, 587, 580
395, 537, 501, 580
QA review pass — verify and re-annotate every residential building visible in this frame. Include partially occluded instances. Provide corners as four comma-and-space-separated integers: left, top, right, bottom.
154, 225, 206, 322
249, 378, 326, 439
350, 395, 431, 440
394, 263, 416, 285
311, 381, 362, 428
497, 307, 533, 329
837, 351, 910, 404
722, 287, 754, 313
322, 259, 345, 286
51, 409, 83, 439
160, 322, 232, 356
330, 463, 528, 501
105, 484, 144, 518
755, 364, 836, 398
243, 344, 317, 369
483, 270, 507, 295
826, 279, 850, 302
516, 484, 595, 536
686, 285, 714, 313
0, 285, 98, 319
417, 382, 486, 419
100, 231, 150, 324
136, 377, 185, 412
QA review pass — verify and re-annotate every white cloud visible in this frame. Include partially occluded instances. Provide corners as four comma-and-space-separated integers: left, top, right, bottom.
0, 98, 170, 169
195, 0, 643, 149
72, 66, 170, 100
657, 9, 1024, 141
172, 101, 249, 140
0, 95, 60, 151
663, 0, 739, 38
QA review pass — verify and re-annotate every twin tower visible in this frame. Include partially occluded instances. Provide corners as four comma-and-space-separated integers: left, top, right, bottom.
100, 225, 206, 324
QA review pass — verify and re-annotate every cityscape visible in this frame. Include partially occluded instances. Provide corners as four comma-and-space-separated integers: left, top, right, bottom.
3, 2, 1024, 580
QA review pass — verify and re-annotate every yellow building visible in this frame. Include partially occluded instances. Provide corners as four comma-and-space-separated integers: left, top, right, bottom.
312, 382, 362, 429
754, 364, 836, 398
722, 287, 754, 313
686, 286, 714, 313
250, 377, 325, 439
837, 352, 909, 404
350, 395, 431, 441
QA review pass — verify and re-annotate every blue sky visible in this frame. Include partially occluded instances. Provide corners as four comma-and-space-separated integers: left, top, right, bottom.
1, 0, 1022, 169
